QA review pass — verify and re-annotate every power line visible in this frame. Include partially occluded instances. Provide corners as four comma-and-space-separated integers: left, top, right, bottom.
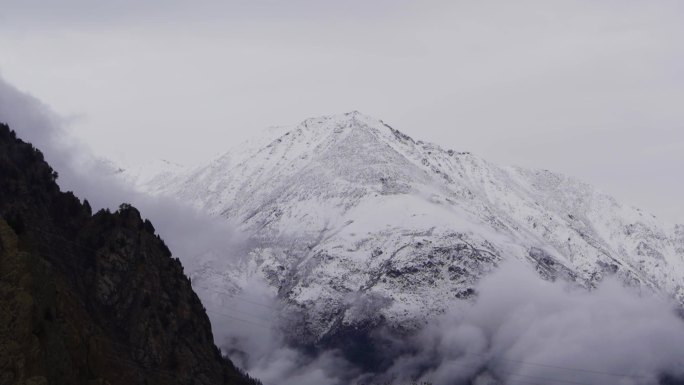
204, 308, 272, 329
33, 227, 285, 309
446, 359, 625, 385
12, 227, 668, 383
465, 351, 649, 380
196, 290, 301, 324
19, 235, 281, 331
87, 331, 251, 382
201, 298, 280, 324
99, 351, 256, 384
33, 226, 297, 318
191, 283, 283, 310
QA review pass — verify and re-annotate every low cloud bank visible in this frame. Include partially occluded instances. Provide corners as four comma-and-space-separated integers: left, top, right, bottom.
384, 262, 684, 385
201, 272, 360, 385
0, 76, 245, 273
3, 75, 684, 385
218, 261, 684, 385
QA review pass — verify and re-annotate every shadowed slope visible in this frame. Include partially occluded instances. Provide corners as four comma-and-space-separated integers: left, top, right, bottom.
0, 123, 261, 385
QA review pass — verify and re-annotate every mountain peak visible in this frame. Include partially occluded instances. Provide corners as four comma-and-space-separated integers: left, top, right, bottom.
299, 110, 379, 128
118, 113, 684, 361
293, 111, 417, 147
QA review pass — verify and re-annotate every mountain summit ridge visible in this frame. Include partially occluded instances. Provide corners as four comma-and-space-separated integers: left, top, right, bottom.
120, 112, 684, 355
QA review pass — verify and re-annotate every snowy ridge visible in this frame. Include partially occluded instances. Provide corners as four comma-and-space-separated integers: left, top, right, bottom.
123, 111, 684, 342
119, 158, 187, 190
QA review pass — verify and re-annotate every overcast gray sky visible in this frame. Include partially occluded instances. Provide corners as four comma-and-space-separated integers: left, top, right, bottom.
0, 0, 682, 223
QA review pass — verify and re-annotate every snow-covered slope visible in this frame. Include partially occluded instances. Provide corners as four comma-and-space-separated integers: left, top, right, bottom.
118, 158, 188, 190
123, 111, 684, 345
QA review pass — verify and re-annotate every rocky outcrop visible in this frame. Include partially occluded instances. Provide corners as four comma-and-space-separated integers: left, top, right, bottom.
0, 123, 260, 385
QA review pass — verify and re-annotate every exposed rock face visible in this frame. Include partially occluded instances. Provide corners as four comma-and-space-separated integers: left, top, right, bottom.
0, 123, 260, 385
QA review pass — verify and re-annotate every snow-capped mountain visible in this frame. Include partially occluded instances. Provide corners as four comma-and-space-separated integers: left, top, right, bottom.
122, 111, 684, 346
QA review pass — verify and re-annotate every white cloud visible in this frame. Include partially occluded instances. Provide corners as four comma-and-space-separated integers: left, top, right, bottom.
210, 259, 684, 385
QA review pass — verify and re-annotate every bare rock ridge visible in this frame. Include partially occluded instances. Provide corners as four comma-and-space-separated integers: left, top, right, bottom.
0, 123, 261, 385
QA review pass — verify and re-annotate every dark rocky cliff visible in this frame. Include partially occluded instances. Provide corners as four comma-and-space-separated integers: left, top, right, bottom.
0, 123, 261, 385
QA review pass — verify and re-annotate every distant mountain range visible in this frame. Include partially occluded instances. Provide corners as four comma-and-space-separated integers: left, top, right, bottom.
121, 111, 684, 367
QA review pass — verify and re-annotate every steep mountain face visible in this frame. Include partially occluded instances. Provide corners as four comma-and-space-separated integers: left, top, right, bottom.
125, 112, 684, 360
0, 123, 260, 385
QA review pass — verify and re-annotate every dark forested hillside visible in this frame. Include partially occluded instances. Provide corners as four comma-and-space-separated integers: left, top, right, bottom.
0, 123, 260, 385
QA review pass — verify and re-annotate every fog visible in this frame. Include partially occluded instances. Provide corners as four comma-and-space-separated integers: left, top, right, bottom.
2, 0, 683, 223
3, 75, 684, 385
203, 260, 684, 385
384, 262, 684, 385
0, 75, 246, 275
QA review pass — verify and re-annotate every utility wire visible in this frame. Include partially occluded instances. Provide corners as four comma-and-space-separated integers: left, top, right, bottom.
33, 227, 291, 310
15, 227, 663, 383
466, 351, 650, 380
204, 308, 272, 329
23, 230, 280, 330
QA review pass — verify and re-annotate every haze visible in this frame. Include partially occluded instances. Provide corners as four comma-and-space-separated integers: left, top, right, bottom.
0, 0, 682, 223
